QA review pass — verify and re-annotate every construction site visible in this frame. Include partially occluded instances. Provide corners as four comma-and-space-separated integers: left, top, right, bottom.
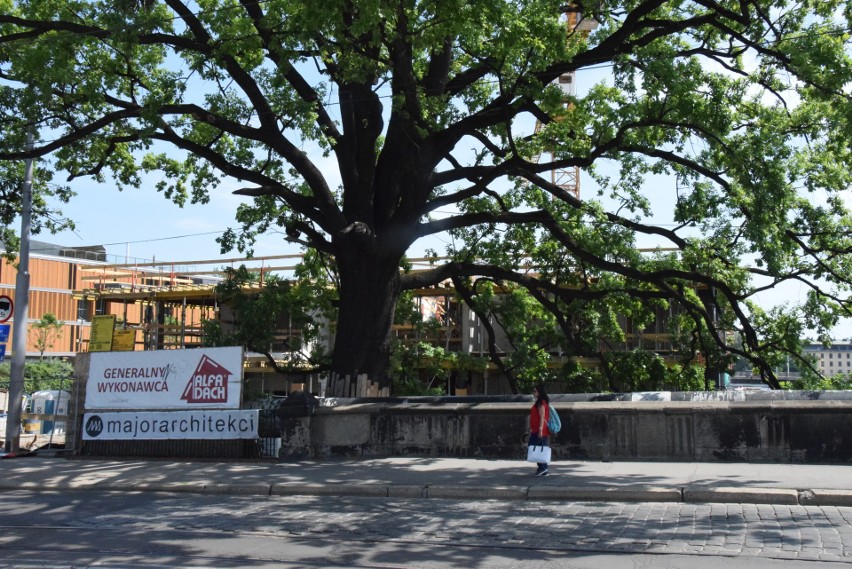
3, 234, 701, 397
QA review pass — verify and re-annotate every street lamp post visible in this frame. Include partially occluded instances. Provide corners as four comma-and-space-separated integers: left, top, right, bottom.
5, 130, 34, 453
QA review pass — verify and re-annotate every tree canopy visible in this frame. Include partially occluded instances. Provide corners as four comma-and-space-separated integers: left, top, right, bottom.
0, 359, 73, 394
0, 160, 74, 260
1, 0, 850, 389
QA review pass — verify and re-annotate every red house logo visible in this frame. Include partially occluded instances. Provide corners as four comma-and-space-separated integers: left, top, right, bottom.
181, 355, 233, 404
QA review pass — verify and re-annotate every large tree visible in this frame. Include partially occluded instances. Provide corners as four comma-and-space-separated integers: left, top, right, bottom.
1, 0, 850, 389
0, 160, 74, 259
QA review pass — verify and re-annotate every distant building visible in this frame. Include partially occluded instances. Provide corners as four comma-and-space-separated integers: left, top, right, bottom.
803, 342, 852, 379
1, 240, 111, 357
0, 240, 217, 357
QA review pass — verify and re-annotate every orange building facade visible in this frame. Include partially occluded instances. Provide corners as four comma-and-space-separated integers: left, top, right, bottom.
1, 243, 106, 357
0, 241, 213, 358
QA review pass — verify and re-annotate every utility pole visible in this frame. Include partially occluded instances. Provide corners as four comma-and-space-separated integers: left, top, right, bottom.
5, 130, 34, 453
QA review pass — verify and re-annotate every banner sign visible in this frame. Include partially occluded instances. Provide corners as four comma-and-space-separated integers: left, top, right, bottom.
86, 346, 243, 410
82, 409, 259, 440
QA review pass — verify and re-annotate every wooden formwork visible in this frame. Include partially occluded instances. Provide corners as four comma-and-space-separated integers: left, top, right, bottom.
325, 373, 390, 398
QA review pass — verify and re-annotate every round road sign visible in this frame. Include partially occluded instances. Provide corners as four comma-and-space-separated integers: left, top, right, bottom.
0, 295, 13, 323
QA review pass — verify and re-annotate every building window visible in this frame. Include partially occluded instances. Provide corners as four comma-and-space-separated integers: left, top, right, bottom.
76, 300, 91, 322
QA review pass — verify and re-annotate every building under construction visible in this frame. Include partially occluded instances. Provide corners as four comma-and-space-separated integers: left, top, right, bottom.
0, 240, 707, 398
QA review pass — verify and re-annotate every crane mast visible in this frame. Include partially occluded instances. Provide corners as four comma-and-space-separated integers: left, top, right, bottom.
534, 7, 598, 200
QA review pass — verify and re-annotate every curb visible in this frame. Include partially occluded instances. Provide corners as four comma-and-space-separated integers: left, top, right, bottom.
1, 480, 851, 506
683, 487, 799, 505
799, 489, 852, 507
272, 483, 389, 498
528, 485, 682, 502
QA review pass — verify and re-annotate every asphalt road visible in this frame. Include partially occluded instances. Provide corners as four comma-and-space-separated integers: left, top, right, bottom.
0, 489, 850, 568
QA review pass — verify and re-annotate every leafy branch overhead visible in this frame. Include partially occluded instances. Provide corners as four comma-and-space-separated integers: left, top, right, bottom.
203, 263, 332, 375
0, 0, 850, 388
0, 161, 75, 261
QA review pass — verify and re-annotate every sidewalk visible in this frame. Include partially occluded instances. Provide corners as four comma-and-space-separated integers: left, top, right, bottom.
0, 454, 851, 506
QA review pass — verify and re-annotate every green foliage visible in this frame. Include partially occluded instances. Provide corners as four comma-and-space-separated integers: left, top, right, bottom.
162, 314, 181, 346
392, 374, 447, 397
491, 288, 562, 392
600, 350, 706, 393
555, 360, 608, 394
787, 373, 852, 391
1, 0, 850, 388
0, 359, 74, 393
203, 262, 333, 369
550, 356, 706, 394
603, 350, 667, 393
30, 312, 64, 359
388, 338, 487, 396
0, 162, 75, 260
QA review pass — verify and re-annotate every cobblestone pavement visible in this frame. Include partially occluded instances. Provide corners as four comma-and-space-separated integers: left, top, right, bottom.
60, 492, 852, 563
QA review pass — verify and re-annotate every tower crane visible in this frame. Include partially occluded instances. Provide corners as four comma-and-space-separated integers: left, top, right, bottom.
533, 6, 598, 200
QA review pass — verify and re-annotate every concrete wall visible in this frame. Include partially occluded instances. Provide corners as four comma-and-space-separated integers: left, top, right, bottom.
66, 350, 852, 463
278, 397, 852, 463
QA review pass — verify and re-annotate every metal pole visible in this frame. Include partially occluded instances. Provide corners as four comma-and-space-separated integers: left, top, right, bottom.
47, 381, 62, 450
5, 130, 34, 453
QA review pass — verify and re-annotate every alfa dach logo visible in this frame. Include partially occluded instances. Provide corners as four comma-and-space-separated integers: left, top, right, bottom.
180, 355, 233, 404
85, 415, 104, 438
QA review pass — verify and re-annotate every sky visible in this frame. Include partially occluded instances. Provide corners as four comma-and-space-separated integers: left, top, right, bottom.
43, 175, 295, 265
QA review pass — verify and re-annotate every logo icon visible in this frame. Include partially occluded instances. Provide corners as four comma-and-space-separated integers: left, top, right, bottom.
180, 355, 233, 404
85, 415, 104, 438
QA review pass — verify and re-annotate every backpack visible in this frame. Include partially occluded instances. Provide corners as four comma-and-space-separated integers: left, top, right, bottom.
547, 404, 561, 434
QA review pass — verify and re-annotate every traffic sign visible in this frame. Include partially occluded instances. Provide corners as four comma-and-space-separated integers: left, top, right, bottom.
0, 344, 5, 363
0, 323, 9, 343
0, 295, 11, 323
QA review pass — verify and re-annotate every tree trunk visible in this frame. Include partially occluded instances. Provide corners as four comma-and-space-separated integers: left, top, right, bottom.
331, 244, 402, 386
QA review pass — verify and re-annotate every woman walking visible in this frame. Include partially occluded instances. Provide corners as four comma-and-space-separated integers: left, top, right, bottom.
529, 382, 551, 476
